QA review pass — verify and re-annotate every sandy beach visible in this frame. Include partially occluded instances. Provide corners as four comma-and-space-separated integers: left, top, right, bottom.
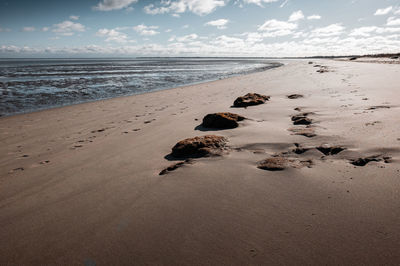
1, 59, 400, 265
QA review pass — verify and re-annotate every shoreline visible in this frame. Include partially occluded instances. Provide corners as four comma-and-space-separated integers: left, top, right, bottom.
0, 60, 283, 118
1, 59, 400, 265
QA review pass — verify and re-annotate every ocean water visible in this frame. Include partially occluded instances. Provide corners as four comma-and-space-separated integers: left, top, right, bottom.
0, 58, 281, 116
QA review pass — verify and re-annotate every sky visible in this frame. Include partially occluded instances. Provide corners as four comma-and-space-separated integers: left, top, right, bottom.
0, 0, 399, 57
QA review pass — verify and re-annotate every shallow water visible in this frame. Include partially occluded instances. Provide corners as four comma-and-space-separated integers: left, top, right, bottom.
0, 58, 281, 116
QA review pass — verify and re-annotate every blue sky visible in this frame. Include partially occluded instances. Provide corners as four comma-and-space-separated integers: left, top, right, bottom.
0, 0, 399, 57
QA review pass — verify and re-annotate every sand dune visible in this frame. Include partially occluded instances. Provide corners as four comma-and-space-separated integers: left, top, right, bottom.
1, 60, 400, 265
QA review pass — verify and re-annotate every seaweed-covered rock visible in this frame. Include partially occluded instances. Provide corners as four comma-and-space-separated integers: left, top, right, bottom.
233, 93, 270, 107
257, 157, 288, 171
202, 112, 245, 129
171, 135, 227, 158
258, 157, 313, 171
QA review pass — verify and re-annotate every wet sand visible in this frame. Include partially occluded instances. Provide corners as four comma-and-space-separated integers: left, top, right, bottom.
1, 60, 400, 265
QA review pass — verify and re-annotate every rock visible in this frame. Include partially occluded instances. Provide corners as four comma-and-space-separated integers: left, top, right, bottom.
202, 112, 245, 129
257, 157, 288, 171
308, 62, 313, 64
349, 57, 358, 61
289, 127, 316, 138
292, 116, 312, 125
233, 93, 270, 107
171, 135, 227, 158
287, 94, 304, 99
258, 157, 313, 171
316, 144, 345, 155
293, 143, 311, 154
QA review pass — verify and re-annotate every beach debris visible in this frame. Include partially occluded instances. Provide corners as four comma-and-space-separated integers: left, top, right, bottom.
202, 112, 245, 129
159, 159, 193, 175
257, 156, 313, 171
233, 93, 270, 107
350, 155, 392, 166
171, 135, 227, 158
316, 144, 345, 155
287, 94, 304, 99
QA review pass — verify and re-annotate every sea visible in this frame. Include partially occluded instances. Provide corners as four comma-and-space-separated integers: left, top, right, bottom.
0, 58, 281, 117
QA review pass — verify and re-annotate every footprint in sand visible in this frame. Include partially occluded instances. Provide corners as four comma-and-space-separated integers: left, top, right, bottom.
350, 155, 392, 166
9, 167, 24, 174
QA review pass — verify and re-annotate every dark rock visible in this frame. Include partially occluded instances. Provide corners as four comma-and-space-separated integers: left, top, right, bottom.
349, 57, 358, 61
293, 143, 311, 154
233, 93, 270, 108
293, 117, 312, 125
202, 112, 245, 129
308, 62, 313, 64
171, 135, 227, 158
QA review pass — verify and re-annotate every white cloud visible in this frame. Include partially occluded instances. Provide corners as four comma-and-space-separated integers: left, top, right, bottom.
258, 19, 298, 37
2, 33, 400, 57
0, 27, 11, 32
42, 27, 50, 32
177, 34, 199, 42
349, 26, 379, 37
374, 6, 393, 16
165, 29, 172, 33
144, 0, 228, 16
52, 20, 85, 36
307, 15, 321, 20
289, 10, 304, 22
242, 0, 278, 7
22, 27, 36, 32
133, 24, 160, 36
310, 23, 345, 37
69, 15, 79, 20
205, 19, 229, 29
94, 0, 138, 11
96, 28, 129, 43
387, 17, 400, 26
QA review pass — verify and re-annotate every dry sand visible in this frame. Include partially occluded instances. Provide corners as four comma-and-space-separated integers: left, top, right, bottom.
1, 60, 400, 265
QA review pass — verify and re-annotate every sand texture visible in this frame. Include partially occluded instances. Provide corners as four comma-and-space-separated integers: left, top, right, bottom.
1, 60, 400, 265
